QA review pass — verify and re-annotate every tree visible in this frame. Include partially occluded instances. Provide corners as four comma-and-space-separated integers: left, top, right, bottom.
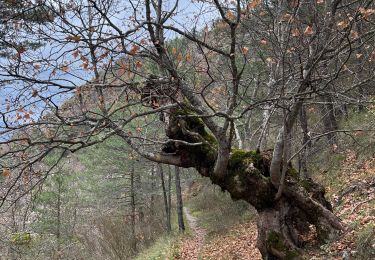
1, 0, 375, 258
174, 166, 185, 232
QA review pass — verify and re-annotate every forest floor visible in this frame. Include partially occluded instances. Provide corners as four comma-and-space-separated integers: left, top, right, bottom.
175, 207, 206, 259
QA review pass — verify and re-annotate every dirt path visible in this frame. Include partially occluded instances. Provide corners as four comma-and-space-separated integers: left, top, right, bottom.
176, 207, 206, 260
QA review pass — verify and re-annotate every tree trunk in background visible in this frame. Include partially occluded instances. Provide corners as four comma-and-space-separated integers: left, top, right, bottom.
150, 165, 156, 216
320, 96, 338, 145
56, 175, 62, 260
175, 166, 185, 232
130, 165, 137, 253
159, 164, 171, 232
299, 105, 310, 179
136, 169, 144, 222
167, 166, 172, 230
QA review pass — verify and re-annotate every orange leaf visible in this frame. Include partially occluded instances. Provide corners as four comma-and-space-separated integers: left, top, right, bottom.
248, 0, 261, 9
304, 25, 314, 35
177, 53, 183, 62
18, 46, 27, 54
72, 50, 80, 58
31, 89, 38, 97
291, 28, 300, 37
129, 45, 140, 55
185, 53, 192, 62
66, 35, 81, 42
241, 47, 249, 55
2, 168, 11, 177
61, 65, 69, 72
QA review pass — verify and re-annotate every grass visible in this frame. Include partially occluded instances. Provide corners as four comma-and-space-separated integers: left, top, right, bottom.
184, 177, 256, 239
135, 204, 193, 260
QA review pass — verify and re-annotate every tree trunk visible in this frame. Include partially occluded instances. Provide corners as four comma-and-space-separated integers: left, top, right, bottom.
56, 175, 62, 260
164, 109, 343, 259
158, 164, 171, 232
136, 169, 144, 222
150, 165, 156, 216
130, 165, 137, 253
167, 166, 172, 230
175, 166, 185, 232
320, 96, 338, 146
299, 105, 310, 180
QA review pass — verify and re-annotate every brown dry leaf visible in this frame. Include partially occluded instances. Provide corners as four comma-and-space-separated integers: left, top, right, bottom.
291, 28, 300, 37
337, 20, 348, 29
350, 30, 359, 39
129, 44, 140, 55
248, 0, 261, 9
185, 53, 192, 62
304, 25, 314, 35
241, 46, 249, 55
2, 168, 11, 177
66, 35, 81, 43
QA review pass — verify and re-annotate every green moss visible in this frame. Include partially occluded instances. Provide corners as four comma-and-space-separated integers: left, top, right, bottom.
228, 149, 262, 172
300, 179, 311, 190
288, 167, 299, 180
11, 232, 31, 245
266, 231, 299, 259
267, 231, 286, 252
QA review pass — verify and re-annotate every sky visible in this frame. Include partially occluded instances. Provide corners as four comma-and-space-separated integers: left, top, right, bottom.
0, 0, 220, 131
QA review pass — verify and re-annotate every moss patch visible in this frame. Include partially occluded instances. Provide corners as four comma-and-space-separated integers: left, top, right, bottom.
266, 231, 299, 259
228, 149, 261, 171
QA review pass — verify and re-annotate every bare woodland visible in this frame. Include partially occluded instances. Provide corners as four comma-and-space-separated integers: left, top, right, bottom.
1, 0, 375, 259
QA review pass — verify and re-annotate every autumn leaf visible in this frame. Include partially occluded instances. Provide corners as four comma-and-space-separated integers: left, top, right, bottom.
226, 11, 236, 21
66, 34, 81, 42
337, 20, 348, 29
31, 89, 38, 97
241, 47, 249, 55
2, 168, 11, 177
248, 0, 261, 9
135, 60, 143, 68
304, 25, 314, 35
350, 30, 359, 40
17, 46, 27, 54
185, 53, 192, 62
72, 50, 80, 58
177, 53, 183, 62
129, 44, 140, 55
60, 65, 69, 72
291, 28, 300, 37
359, 8, 375, 18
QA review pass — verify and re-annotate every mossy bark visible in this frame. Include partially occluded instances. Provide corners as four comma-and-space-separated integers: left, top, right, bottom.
162, 108, 343, 259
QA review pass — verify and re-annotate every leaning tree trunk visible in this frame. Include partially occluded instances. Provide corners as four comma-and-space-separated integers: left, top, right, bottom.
162, 108, 343, 259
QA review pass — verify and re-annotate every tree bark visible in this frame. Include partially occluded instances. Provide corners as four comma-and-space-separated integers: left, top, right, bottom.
130, 165, 137, 253
158, 164, 171, 232
175, 166, 185, 232
299, 105, 310, 180
167, 166, 172, 230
